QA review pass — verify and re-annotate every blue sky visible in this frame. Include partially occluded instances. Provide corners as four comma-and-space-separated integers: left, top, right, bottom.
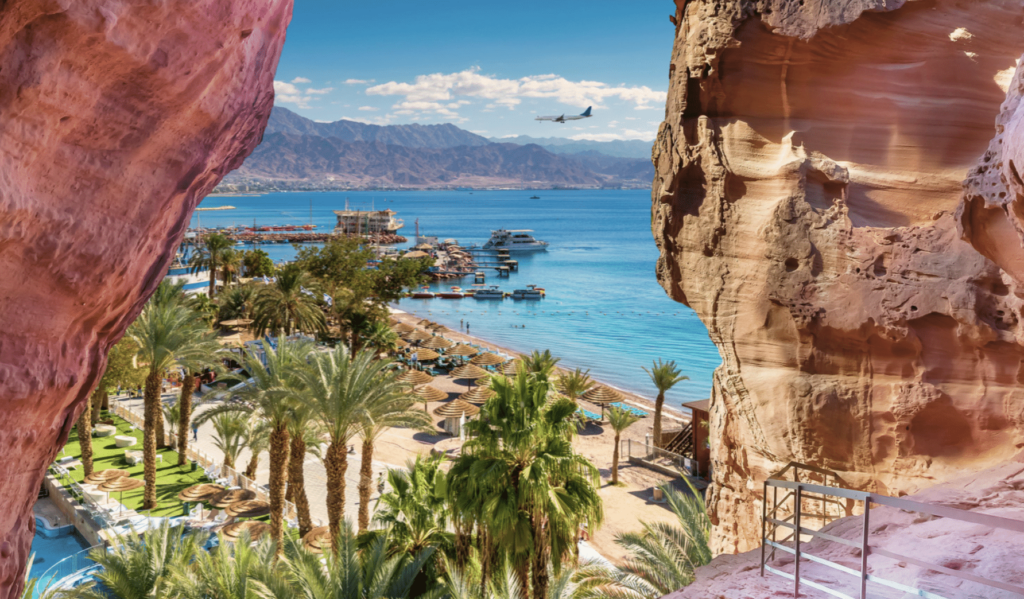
272, 1, 674, 140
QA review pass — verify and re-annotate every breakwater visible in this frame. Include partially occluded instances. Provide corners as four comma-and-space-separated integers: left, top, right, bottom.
202, 232, 407, 245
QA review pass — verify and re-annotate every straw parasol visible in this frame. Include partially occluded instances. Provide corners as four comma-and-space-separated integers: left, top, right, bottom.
446, 344, 479, 358
302, 526, 331, 554
395, 338, 410, 349
450, 364, 489, 380
393, 323, 415, 334
403, 250, 431, 259
410, 348, 440, 361
428, 323, 449, 332
470, 352, 506, 367
418, 319, 433, 325
397, 370, 434, 386
224, 499, 271, 519
502, 361, 523, 376
98, 477, 145, 513
434, 399, 481, 418
404, 330, 432, 342
420, 336, 454, 350
84, 469, 130, 485
413, 386, 448, 403
221, 521, 269, 543
581, 386, 625, 419
178, 483, 226, 503
210, 489, 256, 508
459, 387, 496, 405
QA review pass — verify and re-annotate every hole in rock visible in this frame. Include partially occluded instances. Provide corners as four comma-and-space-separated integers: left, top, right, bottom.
910, 306, 918, 311
785, 258, 799, 272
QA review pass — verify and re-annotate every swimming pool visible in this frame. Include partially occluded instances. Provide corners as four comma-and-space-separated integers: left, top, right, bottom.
28, 520, 91, 596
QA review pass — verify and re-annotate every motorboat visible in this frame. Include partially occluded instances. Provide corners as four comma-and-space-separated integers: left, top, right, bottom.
410, 286, 435, 299
472, 286, 505, 300
482, 229, 549, 251
437, 286, 464, 299
511, 285, 544, 300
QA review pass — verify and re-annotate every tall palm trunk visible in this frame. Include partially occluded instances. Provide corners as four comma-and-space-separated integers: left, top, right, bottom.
324, 441, 348, 551
208, 255, 218, 298
357, 437, 375, 532
454, 518, 471, 570
143, 370, 161, 510
289, 434, 314, 536
154, 375, 166, 448
478, 525, 492, 598
268, 423, 290, 555
244, 452, 260, 479
653, 391, 665, 448
101, 389, 109, 412
77, 392, 94, 477
177, 373, 195, 466
531, 513, 550, 599
90, 389, 105, 425
612, 431, 622, 484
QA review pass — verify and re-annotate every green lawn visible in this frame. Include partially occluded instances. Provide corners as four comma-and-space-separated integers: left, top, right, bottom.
61, 413, 213, 518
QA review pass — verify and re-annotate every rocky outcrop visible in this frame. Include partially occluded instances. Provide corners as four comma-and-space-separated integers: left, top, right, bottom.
652, 0, 1024, 554
0, 2, 291, 597
666, 458, 1024, 598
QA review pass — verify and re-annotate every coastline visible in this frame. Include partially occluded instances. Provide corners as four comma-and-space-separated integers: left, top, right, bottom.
389, 308, 692, 426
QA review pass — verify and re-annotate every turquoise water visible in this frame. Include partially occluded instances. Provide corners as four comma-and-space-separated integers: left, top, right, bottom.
29, 527, 90, 591
192, 190, 720, 404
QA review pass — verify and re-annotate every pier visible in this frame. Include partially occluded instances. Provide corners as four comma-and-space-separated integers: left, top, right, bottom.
193, 231, 408, 245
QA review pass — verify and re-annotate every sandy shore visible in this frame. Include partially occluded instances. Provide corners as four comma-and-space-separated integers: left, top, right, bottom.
387, 308, 693, 563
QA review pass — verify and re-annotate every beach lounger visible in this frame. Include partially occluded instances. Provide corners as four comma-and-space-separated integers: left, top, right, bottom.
576, 408, 601, 422
610, 402, 648, 418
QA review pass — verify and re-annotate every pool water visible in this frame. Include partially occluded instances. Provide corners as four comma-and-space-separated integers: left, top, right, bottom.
28, 526, 90, 588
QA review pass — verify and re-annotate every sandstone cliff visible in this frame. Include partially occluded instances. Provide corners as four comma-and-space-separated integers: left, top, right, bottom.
0, 2, 291, 597
652, 0, 1024, 554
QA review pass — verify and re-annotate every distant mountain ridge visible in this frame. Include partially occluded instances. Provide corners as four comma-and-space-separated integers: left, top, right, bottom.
266, 107, 490, 149
489, 135, 653, 159
220, 107, 654, 191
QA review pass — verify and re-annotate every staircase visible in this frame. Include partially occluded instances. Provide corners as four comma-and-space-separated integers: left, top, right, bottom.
663, 422, 693, 455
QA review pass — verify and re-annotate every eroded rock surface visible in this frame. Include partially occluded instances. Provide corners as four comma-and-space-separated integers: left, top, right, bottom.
665, 458, 1024, 598
652, 0, 1024, 554
0, 2, 291, 596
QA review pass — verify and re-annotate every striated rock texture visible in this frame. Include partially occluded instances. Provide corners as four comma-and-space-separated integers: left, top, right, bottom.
652, 0, 1024, 554
0, 2, 291, 597
665, 458, 1024, 598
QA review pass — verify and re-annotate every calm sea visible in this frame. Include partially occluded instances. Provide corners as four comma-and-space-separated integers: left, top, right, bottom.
192, 190, 721, 404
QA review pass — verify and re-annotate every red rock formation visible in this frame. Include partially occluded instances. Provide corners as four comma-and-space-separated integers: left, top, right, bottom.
652, 0, 1024, 554
665, 457, 1024, 598
0, 2, 291, 596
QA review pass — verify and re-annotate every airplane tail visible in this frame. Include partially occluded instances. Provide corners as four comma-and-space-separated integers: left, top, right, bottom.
581, 106, 592, 117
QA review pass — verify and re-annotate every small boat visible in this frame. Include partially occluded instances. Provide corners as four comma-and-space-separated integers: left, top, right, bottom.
530, 195, 540, 199
511, 285, 544, 300
437, 287, 464, 299
473, 286, 505, 300
482, 229, 548, 252
411, 286, 435, 299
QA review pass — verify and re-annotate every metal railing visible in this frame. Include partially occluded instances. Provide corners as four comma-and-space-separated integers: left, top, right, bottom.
622, 438, 697, 477
37, 544, 101, 593
760, 473, 1024, 598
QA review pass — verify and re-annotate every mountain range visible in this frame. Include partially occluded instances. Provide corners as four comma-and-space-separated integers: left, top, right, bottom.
218, 107, 654, 191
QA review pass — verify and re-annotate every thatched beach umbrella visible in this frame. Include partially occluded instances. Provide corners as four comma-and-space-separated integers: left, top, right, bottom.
434, 400, 480, 418
302, 526, 331, 554
420, 336, 454, 350
178, 483, 225, 503
411, 348, 440, 362
429, 323, 449, 332
581, 386, 625, 419
395, 338, 410, 349
404, 330, 432, 342
210, 489, 256, 508
502, 361, 523, 376
84, 469, 130, 485
221, 521, 269, 543
459, 387, 496, 405
413, 386, 448, 403
470, 353, 506, 367
393, 323, 415, 334
450, 364, 490, 391
417, 319, 432, 325
446, 344, 479, 358
219, 319, 253, 328
98, 476, 145, 513
397, 370, 434, 386
224, 499, 271, 519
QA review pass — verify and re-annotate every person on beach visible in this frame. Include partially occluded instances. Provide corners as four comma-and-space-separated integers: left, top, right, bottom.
192, 424, 199, 441
466, 322, 470, 333
460, 319, 464, 329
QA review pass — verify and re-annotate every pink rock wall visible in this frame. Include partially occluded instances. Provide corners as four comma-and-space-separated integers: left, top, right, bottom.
652, 0, 1024, 554
0, 2, 292, 596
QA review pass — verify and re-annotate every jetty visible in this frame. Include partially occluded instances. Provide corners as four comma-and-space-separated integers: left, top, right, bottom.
192, 231, 407, 245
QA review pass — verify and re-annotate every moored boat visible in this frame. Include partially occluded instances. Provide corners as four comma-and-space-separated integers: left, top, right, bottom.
482, 229, 549, 251
472, 285, 505, 300
511, 284, 544, 300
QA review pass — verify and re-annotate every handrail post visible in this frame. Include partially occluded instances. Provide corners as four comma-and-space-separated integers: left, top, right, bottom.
860, 496, 870, 599
794, 484, 802, 597
760, 480, 768, 577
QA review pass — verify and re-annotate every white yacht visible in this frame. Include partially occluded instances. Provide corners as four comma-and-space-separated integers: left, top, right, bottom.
482, 229, 549, 251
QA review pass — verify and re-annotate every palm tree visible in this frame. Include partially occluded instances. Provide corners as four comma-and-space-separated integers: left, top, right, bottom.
607, 407, 640, 485
643, 359, 689, 450
558, 368, 594, 403
356, 368, 429, 532
70, 522, 206, 599
448, 369, 603, 599
165, 528, 284, 599
126, 300, 222, 510
188, 233, 234, 298
286, 402, 322, 536
197, 338, 314, 553
522, 349, 561, 377
217, 284, 259, 322
361, 320, 399, 355
163, 401, 181, 440
76, 389, 96, 477
219, 248, 242, 288
252, 263, 326, 336
295, 346, 396, 548
202, 412, 248, 469
242, 418, 271, 479
187, 293, 218, 327
366, 457, 453, 558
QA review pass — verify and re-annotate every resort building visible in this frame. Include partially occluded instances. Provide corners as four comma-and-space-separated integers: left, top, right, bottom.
332, 208, 404, 235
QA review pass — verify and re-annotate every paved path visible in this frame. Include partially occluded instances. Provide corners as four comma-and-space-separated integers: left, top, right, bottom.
114, 392, 398, 529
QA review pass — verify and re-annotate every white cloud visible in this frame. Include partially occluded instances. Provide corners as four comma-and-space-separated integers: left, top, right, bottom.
367, 67, 666, 113
358, 106, 379, 111
344, 78, 375, 85
290, 76, 311, 84
570, 128, 655, 141
306, 87, 333, 95
607, 121, 619, 128
274, 81, 313, 109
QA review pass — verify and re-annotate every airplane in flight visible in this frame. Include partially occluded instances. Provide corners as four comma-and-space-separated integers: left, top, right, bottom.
535, 106, 593, 123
